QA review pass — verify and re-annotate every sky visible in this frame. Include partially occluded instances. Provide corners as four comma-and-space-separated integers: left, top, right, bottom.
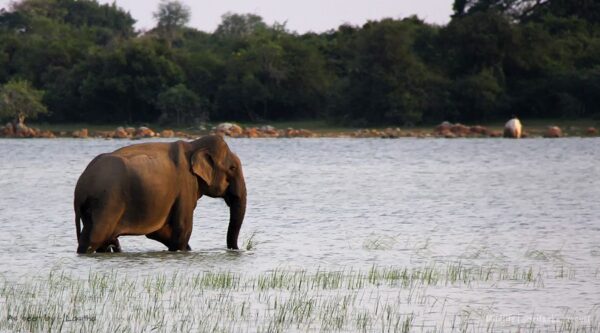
0, 0, 455, 33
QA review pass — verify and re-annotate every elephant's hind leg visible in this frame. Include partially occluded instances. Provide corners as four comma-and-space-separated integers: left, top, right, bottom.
78, 202, 124, 254
96, 238, 122, 253
147, 225, 191, 251
110, 238, 122, 252
77, 209, 94, 254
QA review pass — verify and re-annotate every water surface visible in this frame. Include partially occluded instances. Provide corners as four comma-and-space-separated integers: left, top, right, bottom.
0, 138, 599, 330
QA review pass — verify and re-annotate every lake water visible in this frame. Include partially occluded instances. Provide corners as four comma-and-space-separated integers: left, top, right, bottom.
0, 138, 599, 331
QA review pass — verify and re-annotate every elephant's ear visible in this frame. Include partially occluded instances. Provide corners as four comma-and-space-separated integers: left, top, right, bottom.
191, 150, 214, 186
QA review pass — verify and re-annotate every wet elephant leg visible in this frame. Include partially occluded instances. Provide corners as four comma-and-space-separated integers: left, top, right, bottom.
77, 223, 93, 254
78, 202, 124, 254
147, 224, 191, 251
146, 225, 173, 249
97, 238, 121, 253
85, 224, 115, 253
165, 199, 195, 252
110, 238, 122, 252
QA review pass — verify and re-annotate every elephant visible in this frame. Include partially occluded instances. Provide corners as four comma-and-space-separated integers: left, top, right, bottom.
73, 135, 246, 254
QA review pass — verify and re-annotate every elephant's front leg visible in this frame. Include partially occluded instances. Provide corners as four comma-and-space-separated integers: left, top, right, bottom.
166, 198, 195, 252
146, 224, 192, 251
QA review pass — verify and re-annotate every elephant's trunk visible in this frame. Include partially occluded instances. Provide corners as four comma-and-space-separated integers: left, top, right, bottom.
226, 180, 246, 250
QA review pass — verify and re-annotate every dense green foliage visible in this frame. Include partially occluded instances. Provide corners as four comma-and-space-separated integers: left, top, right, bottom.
0, 0, 599, 126
0, 78, 47, 124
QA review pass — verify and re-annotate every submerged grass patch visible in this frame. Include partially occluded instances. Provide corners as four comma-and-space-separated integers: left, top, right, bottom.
0, 263, 596, 332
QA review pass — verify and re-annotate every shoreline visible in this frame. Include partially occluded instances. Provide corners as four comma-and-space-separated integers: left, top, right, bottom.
1, 120, 599, 139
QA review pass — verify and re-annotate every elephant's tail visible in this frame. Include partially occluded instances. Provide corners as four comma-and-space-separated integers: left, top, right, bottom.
75, 206, 82, 243
74, 196, 87, 243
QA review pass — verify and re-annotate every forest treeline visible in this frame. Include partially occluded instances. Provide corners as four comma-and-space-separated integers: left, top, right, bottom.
0, 0, 599, 126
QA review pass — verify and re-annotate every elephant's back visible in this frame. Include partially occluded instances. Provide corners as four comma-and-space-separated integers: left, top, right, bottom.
111, 142, 172, 157
75, 154, 128, 196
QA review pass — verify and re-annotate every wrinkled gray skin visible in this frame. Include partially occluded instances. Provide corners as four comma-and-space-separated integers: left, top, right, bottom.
74, 135, 246, 253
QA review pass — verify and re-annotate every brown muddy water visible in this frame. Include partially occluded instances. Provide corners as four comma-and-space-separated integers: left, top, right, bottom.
0, 138, 599, 332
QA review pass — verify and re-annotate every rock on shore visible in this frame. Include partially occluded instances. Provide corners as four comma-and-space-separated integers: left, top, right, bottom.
1, 122, 598, 139
432, 122, 502, 138
0, 123, 55, 138
544, 126, 562, 138
212, 123, 316, 138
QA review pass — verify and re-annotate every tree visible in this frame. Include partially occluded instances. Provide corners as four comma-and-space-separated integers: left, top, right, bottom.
441, 11, 515, 76
452, 69, 504, 121
56, 40, 184, 123
0, 79, 47, 125
452, 0, 549, 20
156, 84, 204, 125
153, 0, 190, 48
331, 18, 435, 125
453, 0, 600, 23
0, 0, 136, 88
214, 24, 331, 121
1, 0, 600, 125
215, 13, 266, 38
5, 0, 135, 38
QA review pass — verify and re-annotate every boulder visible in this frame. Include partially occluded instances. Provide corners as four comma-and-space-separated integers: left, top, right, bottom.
263, 130, 280, 138
489, 130, 503, 137
230, 124, 243, 136
135, 126, 155, 138
0, 123, 14, 137
469, 125, 489, 136
544, 126, 562, 138
503, 118, 522, 138
297, 129, 315, 138
284, 128, 295, 137
433, 121, 458, 137
160, 129, 175, 138
216, 122, 234, 132
350, 130, 362, 137
450, 123, 470, 136
351, 129, 368, 138
114, 127, 130, 139
283, 128, 316, 138
381, 128, 401, 138
434, 122, 493, 138
125, 127, 136, 135
174, 131, 190, 138
15, 123, 32, 137
38, 130, 56, 138
259, 125, 275, 132
435, 121, 452, 134
351, 129, 386, 138
215, 122, 244, 137
93, 130, 113, 139
72, 128, 88, 138
258, 125, 280, 137
244, 127, 259, 138
437, 129, 451, 137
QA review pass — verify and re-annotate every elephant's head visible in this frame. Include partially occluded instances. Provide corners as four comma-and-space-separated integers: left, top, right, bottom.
190, 136, 247, 250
